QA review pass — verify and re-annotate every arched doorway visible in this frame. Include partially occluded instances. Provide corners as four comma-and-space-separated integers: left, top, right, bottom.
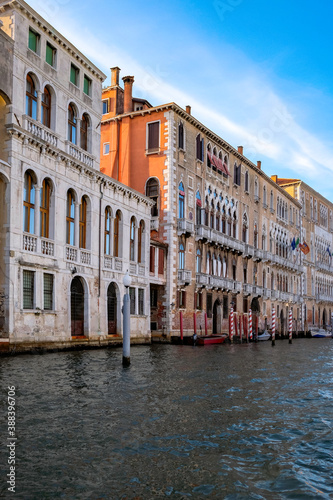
71, 277, 84, 336
107, 282, 117, 335
280, 309, 285, 336
250, 297, 260, 335
323, 308, 327, 328
213, 299, 222, 334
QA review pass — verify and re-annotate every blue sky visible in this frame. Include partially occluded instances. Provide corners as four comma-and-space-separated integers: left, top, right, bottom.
29, 0, 333, 201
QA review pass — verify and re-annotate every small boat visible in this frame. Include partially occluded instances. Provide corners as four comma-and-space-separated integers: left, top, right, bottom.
257, 331, 271, 341
310, 328, 332, 338
197, 335, 227, 345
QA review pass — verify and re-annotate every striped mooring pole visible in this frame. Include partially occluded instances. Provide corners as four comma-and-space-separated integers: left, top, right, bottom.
249, 309, 253, 341
288, 309, 293, 344
271, 307, 276, 347
230, 307, 234, 342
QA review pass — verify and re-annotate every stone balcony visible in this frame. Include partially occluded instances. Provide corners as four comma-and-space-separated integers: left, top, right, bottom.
271, 289, 280, 300
23, 233, 55, 257
65, 141, 94, 168
252, 285, 264, 297
178, 269, 192, 285
243, 283, 253, 296
263, 288, 271, 299
316, 293, 333, 303
316, 260, 332, 273
65, 245, 91, 266
177, 218, 194, 237
23, 115, 59, 148
196, 273, 239, 292
195, 224, 245, 254
253, 248, 266, 261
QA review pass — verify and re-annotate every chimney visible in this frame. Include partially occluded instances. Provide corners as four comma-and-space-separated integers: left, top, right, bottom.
257, 160, 261, 170
271, 175, 278, 183
238, 146, 243, 155
186, 105, 191, 115
122, 75, 134, 113
111, 67, 121, 86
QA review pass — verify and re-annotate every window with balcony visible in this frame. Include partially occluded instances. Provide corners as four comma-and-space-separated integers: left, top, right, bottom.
79, 196, 87, 249
41, 86, 51, 128
113, 210, 121, 257
179, 182, 185, 218
179, 243, 185, 270
138, 220, 144, 264
68, 103, 77, 144
104, 207, 112, 255
130, 216, 136, 261
196, 248, 202, 273
23, 170, 36, 234
80, 113, 89, 151
40, 178, 51, 238
196, 191, 202, 224
26, 74, 38, 120
146, 178, 159, 217
66, 190, 75, 246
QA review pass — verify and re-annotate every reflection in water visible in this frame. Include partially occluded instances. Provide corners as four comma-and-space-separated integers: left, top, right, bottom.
0, 340, 332, 499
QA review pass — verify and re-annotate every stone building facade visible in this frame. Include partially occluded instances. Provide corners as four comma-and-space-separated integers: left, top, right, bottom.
100, 69, 304, 338
274, 177, 333, 329
0, 1, 152, 349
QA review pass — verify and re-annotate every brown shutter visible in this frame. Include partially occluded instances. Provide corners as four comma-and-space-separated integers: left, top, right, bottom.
158, 248, 164, 275
148, 122, 159, 151
149, 246, 155, 273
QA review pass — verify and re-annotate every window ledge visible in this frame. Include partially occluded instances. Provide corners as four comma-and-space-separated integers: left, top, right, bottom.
145, 149, 160, 155
27, 48, 41, 58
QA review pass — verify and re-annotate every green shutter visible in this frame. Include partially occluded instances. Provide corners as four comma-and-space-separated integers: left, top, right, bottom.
46, 43, 53, 66
83, 76, 90, 95
70, 65, 77, 85
28, 29, 37, 52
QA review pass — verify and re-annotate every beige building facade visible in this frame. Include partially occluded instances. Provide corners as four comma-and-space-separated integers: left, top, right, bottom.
0, 1, 152, 350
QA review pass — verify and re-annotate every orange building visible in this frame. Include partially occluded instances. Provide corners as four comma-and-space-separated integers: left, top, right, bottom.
101, 68, 305, 339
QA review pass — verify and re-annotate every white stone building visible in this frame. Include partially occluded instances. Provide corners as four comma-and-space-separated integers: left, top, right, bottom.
0, 0, 152, 350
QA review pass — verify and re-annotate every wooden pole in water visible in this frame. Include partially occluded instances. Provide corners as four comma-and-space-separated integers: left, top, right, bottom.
193, 312, 197, 336
229, 307, 234, 342
180, 311, 183, 342
205, 312, 208, 336
249, 309, 253, 341
288, 309, 292, 344
244, 314, 248, 343
271, 306, 276, 346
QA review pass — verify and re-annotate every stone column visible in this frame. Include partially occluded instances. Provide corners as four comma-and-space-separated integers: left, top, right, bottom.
37, 91, 42, 122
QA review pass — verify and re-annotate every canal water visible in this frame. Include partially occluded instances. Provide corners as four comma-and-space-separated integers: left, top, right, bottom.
1, 339, 333, 499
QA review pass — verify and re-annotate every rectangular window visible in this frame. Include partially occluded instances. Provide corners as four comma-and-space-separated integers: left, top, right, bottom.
129, 287, 136, 315
138, 289, 144, 315
158, 248, 164, 275
43, 273, 54, 310
150, 287, 158, 308
194, 292, 202, 310
178, 291, 186, 308
147, 122, 159, 152
46, 42, 56, 67
23, 270, 34, 309
149, 246, 155, 274
207, 293, 212, 318
103, 143, 110, 155
83, 75, 92, 96
102, 100, 109, 114
196, 134, 204, 161
28, 28, 39, 53
70, 64, 79, 86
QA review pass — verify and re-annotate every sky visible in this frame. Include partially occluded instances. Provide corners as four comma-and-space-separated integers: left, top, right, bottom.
28, 0, 333, 201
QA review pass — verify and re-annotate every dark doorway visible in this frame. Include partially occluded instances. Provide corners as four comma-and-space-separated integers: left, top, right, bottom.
107, 282, 117, 335
323, 309, 327, 328
71, 277, 84, 336
280, 309, 284, 336
213, 299, 222, 334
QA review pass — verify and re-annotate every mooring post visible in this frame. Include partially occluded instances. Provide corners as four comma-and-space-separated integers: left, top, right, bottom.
249, 309, 253, 341
288, 309, 293, 344
180, 311, 183, 343
193, 312, 197, 335
122, 271, 132, 367
272, 306, 276, 347
229, 307, 234, 342
205, 312, 208, 336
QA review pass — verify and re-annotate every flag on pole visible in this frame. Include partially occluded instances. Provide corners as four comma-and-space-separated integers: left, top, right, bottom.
291, 237, 296, 250
295, 237, 299, 249
299, 241, 310, 255
327, 246, 332, 257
